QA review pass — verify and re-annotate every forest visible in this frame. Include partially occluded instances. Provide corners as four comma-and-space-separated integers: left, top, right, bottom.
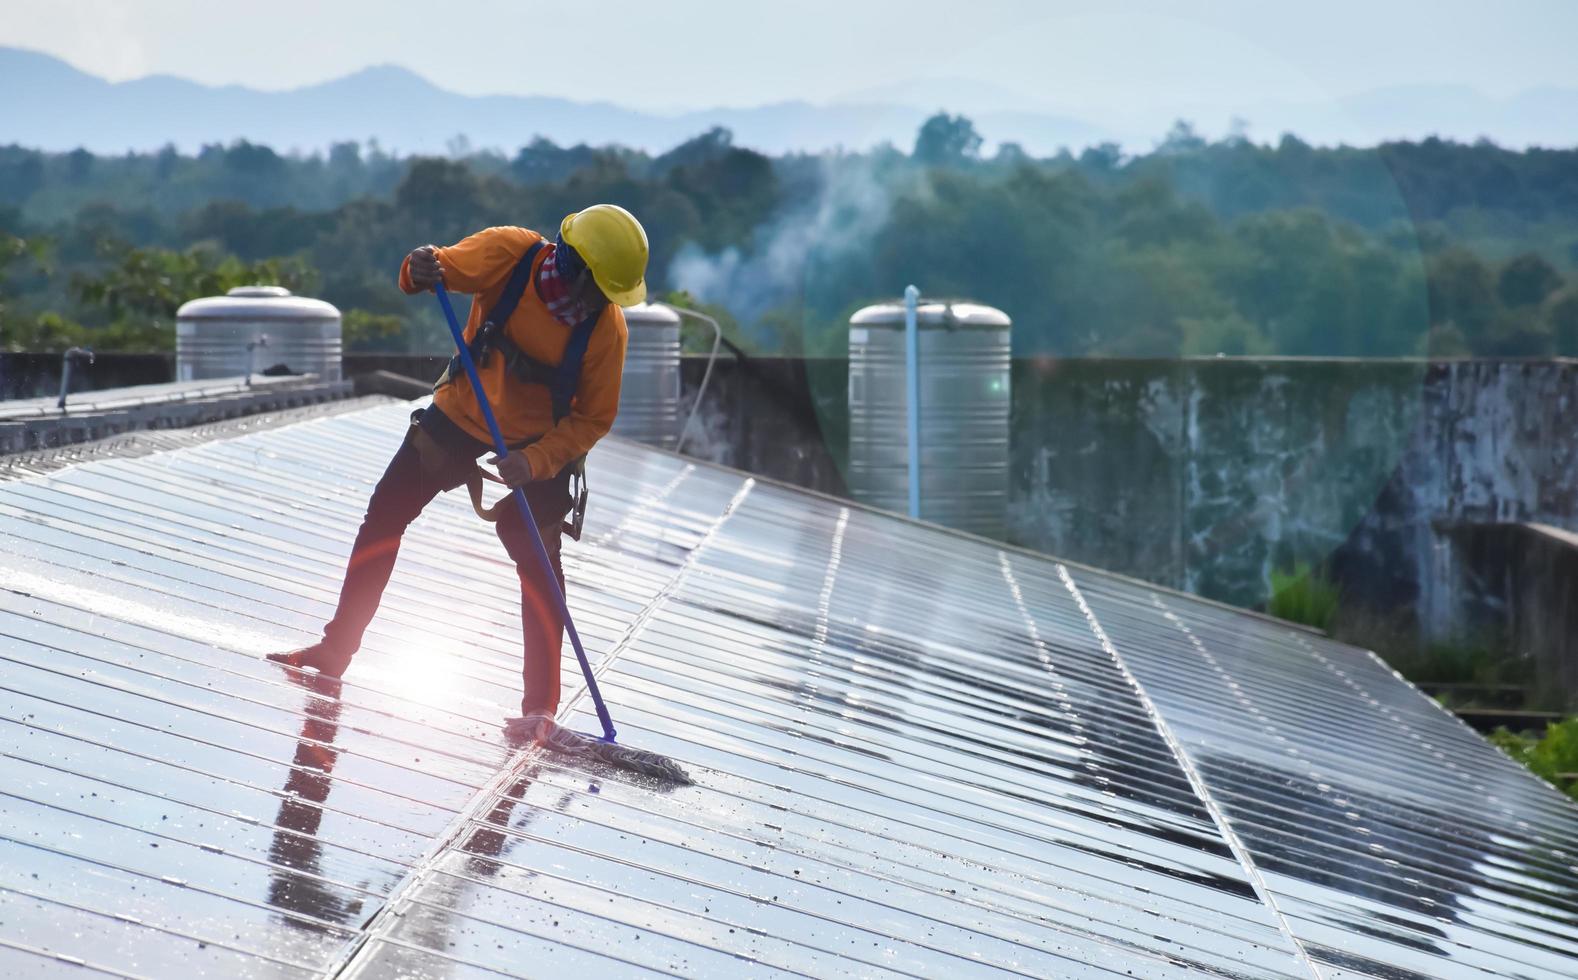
2, 115, 1576, 359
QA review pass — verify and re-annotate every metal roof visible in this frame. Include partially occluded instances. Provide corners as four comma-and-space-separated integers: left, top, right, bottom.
0, 375, 348, 422
1, 399, 1574, 978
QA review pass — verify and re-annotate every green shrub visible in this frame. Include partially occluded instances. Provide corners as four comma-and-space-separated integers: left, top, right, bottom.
1490, 718, 1578, 801
1267, 563, 1341, 632
1382, 637, 1532, 688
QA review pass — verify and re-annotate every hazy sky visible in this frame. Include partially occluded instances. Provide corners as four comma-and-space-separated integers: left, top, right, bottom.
4, 0, 1575, 119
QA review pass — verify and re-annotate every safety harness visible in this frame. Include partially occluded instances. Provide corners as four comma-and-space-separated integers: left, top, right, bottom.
436, 240, 596, 538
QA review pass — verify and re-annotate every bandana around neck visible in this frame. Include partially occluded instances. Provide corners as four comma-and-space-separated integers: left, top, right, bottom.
537, 240, 592, 327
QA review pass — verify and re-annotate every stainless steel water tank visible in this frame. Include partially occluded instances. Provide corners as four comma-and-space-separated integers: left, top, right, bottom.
176, 286, 341, 381
613, 302, 682, 449
848, 299, 1011, 538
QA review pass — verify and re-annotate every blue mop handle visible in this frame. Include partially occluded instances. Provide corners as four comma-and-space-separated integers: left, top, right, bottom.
434, 282, 617, 743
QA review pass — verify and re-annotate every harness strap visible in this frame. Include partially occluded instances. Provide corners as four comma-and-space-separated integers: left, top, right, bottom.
551, 312, 599, 421
435, 240, 544, 391
466, 465, 511, 522
466, 454, 587, 538
430, 237, 601, 529
435, 240, 601, 425
476, 241, 543, 357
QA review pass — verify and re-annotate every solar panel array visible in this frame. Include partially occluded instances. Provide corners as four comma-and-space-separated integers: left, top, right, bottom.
1, 399, 1574, 978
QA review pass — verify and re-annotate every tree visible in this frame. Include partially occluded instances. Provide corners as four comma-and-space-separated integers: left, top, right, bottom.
0, 234, 36, 340
1114, 178, 1216, 246
664, 145, 777, 248
1547, 287, 1578, 354
1182, 312, 1269, 356
0, 233, 41, 285
511, 138, 639, 186
394, 157, 485, 230
0, 235, 86, 351
913, 113, 982, 167
154, 143, 180, 181
1427, 248, 1498, 339
993, 142, 1030, 167
652, 127, 734, 176
328, 141, 362, 168
1078, 142, 1123, 173
1158, 120, 1207, 155
660, 290, 749, 353
0, 149, 44, 206
5, 132, 1578, 359
71, 242, 317, 350
341, 309, 405, 352
1478, 309, 1554, 356
66, 147, 94, 183
511, 137, 575, 184
224, 140, 285, 176
1423, 323, 1471, 357
1498, 253, 1563, 308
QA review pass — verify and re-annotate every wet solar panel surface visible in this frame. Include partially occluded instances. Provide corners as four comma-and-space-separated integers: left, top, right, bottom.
1, 399, 1574, 978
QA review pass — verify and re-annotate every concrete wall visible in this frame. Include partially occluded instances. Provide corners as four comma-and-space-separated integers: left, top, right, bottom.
1, 353, 173, 400
1008, 358, 1428, 606
1444, 523, 1578, 710
668, 356, 848, 496
1340, 361, 1578, 637
1010, 358, 1578, 633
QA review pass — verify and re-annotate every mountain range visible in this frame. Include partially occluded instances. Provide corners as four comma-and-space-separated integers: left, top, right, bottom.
0, 47, 1105, 157
3, 46, 1574, 157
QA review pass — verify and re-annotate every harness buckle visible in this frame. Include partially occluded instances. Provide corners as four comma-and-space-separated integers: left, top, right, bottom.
472, 320, 502, 368
563, 456, 589, 542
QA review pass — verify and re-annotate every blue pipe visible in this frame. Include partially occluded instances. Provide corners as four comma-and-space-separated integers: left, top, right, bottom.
434, 283, 617, 743
904, 284, 921, 520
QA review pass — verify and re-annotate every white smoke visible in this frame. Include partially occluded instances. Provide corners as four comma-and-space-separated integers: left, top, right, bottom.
668, 154, 907, 340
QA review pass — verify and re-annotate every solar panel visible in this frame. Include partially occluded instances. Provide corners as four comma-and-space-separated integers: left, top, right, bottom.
1, 399, 1573, 978
1073, 571, 1578, 978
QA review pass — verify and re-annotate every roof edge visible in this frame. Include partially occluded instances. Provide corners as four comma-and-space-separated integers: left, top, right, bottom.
0, 395, 399, 482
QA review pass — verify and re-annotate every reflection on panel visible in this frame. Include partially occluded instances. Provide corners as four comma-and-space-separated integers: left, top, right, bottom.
1066, 567, 1578, 979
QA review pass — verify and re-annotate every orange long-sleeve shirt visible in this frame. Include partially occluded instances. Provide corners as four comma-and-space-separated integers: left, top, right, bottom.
401, 226, 629, 480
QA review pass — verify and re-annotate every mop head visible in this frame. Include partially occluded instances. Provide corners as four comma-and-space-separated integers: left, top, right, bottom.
504, 714, 693, 786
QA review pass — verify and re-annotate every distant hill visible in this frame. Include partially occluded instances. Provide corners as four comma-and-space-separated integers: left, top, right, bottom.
0, 47, 1108, 157
1239, 84, 1578, 149
4, 47, 1574, 158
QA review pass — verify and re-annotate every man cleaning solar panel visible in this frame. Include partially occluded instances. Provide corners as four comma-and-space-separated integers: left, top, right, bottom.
268, 204, 689, 784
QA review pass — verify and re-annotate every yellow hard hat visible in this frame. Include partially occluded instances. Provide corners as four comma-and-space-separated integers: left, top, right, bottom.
560, 204, 648, 307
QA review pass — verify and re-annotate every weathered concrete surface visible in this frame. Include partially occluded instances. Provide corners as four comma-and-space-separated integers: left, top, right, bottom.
866, 355, 1578, 638
1009, 359, 1578, 638
670, 355, 848, 495
1341, 361, 1578, 636
1443, 522, 1578, 709
1009, 359, 1189, 592
1010, 358, 1428, 608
